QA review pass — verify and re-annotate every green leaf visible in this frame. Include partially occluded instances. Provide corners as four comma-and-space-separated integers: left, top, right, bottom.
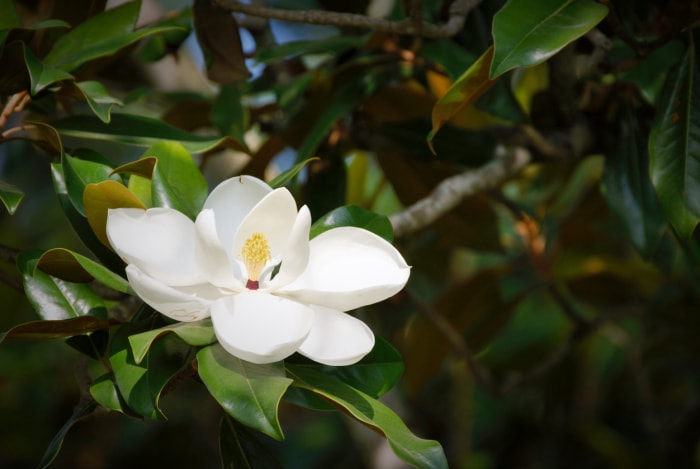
268, 157, 318, 188
109, 321, 191, 419
601, 108, 666, 257
0, 180, 24, 214
310, 205, 394, 242
36, 400, 98, 469
219, 414, 282, 469
255, 36, 365, 64
22, 43, 74, 95
197, 344, 292, 441
43, 0, 181, 72
36, 248, 130, 293
145, 141, 209, 218
490, 0, 608, 78
63, 152, 119, 216
19, 251, 108, 321
286, 337, 403, 399
287, 366, 447, 469
0, 316, 113, 344
90, 372, 125, 413
129, 319, 216, 364
72, 80, 123, 123
52, 114, 248, 154
649, 37, 700, 238
211, 83, 248, 141
50, 163, 125, 274
428, 46, 497, 150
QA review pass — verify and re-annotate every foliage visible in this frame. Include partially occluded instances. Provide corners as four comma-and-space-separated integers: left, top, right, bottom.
1, 0, 700, 468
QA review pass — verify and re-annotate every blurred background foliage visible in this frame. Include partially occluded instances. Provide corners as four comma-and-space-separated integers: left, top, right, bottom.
1, 0, 700, 467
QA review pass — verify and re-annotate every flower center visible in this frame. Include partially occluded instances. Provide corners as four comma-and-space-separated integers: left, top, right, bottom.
241, 232, 271, 290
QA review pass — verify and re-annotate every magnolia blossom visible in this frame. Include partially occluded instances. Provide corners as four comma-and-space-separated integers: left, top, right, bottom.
106, 176, 410, 365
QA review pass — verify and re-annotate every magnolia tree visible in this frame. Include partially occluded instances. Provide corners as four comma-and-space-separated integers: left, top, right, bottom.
1, 0, 699, 467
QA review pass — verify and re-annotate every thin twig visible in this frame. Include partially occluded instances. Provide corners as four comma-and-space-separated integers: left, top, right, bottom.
214, 0, 481, 38
1, 124, 37, 139
0, 91, 30, 130
389, 145, 531, 237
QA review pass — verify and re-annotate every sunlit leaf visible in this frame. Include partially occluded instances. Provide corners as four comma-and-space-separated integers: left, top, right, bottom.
36, 247, 130, 293
52, 114, 248, 154
490, 0, 608, 78
129, 319, 216, 364
63, 152, 119, 216
0, 180, 24, 214
83, 180, 147, 248
197, 344, 292, 441
90, 373, 125, 413
288, 366, 447, 469
649, 38, 700, 238
428, 46, 497, 150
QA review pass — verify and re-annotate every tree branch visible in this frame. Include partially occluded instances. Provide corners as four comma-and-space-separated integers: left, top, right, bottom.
213, 0, 481, 38
389, 146, 531, 237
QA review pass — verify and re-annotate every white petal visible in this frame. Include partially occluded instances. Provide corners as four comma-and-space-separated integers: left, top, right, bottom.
211, 291, 314, 364
107, 208, 205, 286
203, 176, 272, 251
125, 265, 221, 321
232, 188, 299, 261
298, 306, 375, 366
279, 227, 410, 311
267, 205, 311, 289
194, 209, 244, 290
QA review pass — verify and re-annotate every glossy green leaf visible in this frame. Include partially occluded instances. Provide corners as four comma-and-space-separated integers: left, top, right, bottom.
602, 108, 666, 257
649, 38, 700, 238
490, 0, 608, 78
197, 344, 292, 441
129, 319, 216, 364
19, 251, 108, 321
219, 414, 282, 469
52, 114, 248, 154
72, 81, 123, 122
0, 180, 24, 214
51, 163, 125, 274
288, 367, 447, 469
109, 322, 191, 419
90, 372, 125, 413
145, 141, 209, 218
22, 43, 74, 95
84, 180, 147, 248
428, 46, 497, 150
268, 157, 318, 189
36, 400, 98, 469
63, 152, 119, 215
36, 248, 130, 293
0, 316, 113, 344
310, 205, 394, 242
286, 337, 403, 399
211, 84, 248, 141
43, 0, 180, 72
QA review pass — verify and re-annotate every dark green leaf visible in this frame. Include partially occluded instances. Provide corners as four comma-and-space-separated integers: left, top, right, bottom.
43, 0, 181, 72
211, 83, 248, 141
52, 114, 248, 154
22, 43, 74, 94
109, 321, 191, 419
72, 81, 123, 122
310, 205, 394, 242
197, 344, 292, 441
66, 329, 109, 359
0, 180, 24, 214
146, 141, 209, 218
36, 400, 98, 469
268, 157, 318, 189
255, 36, 365, 64
129, 319, 216, 364
219, 414, 282, 469
602, 107, 666, 257
649, 38, 700, 238
490, 0, 608, 78
36, 247, 130, 293
288, 367, 447, 469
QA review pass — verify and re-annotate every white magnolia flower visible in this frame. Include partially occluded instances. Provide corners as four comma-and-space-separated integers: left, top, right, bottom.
106, 175, 410, 365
